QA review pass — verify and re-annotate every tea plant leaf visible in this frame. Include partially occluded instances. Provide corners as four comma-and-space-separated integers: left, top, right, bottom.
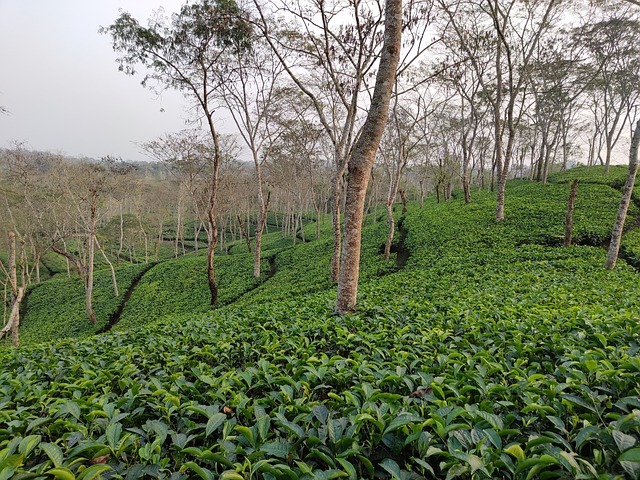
613, 430, 637, 453
184, 461, 214, 480
76, 464, 112, 480
379, 458, 402, 479
260, 441, 291, 459
46, 468, 76, 480
26, 417, 51, 433
206, 413, 226, 437
39, 442, 64, 469
336, 458, 357, 479
560, 394, 596, 413
383, 413, 423, 435
105, 423, 122, 451
619, 448, 640, 463
312, 405, 329, 425
504, 444, 524, 462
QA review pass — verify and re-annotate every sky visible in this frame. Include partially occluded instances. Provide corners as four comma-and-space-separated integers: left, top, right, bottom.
0, 1, 218, 162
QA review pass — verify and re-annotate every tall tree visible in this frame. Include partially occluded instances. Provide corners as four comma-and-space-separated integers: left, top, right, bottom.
335, 0, 403, 313
605, 120, 640, 269
219, 38, 285, 277
103, 0, 252, 304
253, 0, 387, 282
440, 0, 559, 221
577, 10, 640, 174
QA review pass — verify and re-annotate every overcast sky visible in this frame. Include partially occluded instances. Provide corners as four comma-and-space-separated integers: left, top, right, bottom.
0, 1, 221, 162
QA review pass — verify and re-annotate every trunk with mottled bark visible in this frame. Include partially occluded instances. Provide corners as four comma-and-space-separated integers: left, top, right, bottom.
237, 214, 252, 253
564, 179, 578, 247
85, 190, 98, 325
335, 0, 402, 313
605, 120, 640, 269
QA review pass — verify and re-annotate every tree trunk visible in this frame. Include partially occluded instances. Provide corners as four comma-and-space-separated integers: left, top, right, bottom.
86, 191, 98, 325
7, 231, 20, 346
564, 179, 578, 247
95, 236, 119, 297
51, 243, 84, 278
384, 202, 395, 260
237, 214, 252, 253
298, 212, 305, 242
206, 127, 222, 306
605, 120, 640, 269
254, 192, 271, 278
117, 204, 124, 266
0, 285, 24, 348
335, 0, 402, 313
399, 189, 407, 215
330, 174, 343, 282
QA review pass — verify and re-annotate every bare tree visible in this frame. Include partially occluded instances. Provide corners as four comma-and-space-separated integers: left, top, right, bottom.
219, 38, 285, 277
103, 0, 252, 304
440, 0, 560, 221
577, 11, 640, 173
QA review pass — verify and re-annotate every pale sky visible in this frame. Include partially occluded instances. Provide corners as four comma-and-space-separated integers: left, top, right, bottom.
0, 1, 219, 162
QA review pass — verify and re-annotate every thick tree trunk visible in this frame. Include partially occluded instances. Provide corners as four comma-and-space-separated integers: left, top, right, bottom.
564, 179, 579, 247
605, 120, 640, 269
335, 0, 402, 313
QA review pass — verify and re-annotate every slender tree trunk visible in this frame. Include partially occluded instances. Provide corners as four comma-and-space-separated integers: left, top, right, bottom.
155, 220, 162, 262
117, 204, 124, 266
175, 199, 181, 258
384, 202, 395, 260
86, 192, 98, 325
7, 231, 20, 346
336, 0, 402, 313
330, 174, 343, 282
35, 255, 40, 284
298, 212, 305, 242
95, 236, 119, 297
254, 191, 271, 278
206, 126, 222, 306
605, 120, 640, 269
237, 214, 252, 253
604, 133, 613, 175
399, 189, 407, 215
564, 179, 579, 247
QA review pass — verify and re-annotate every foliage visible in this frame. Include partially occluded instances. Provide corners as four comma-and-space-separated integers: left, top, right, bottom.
114, 254, 268, 331
1, 177, 640, 478
19, 264, 149, 345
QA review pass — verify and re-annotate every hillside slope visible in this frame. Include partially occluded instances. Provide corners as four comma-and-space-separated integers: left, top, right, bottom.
1, 174, 640, 479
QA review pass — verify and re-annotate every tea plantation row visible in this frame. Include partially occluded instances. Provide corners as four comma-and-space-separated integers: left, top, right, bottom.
1, 173, 640, 479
